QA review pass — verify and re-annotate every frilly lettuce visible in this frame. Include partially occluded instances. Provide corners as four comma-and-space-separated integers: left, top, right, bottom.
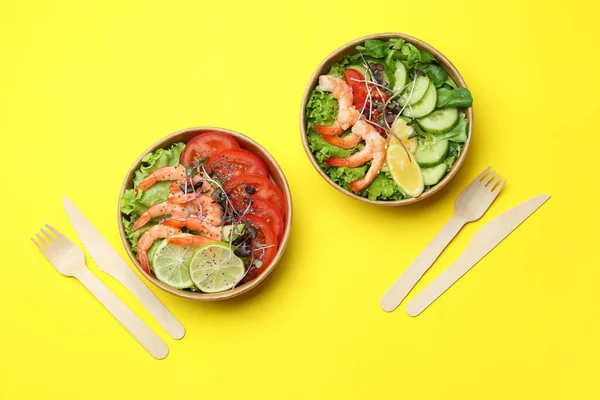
305, 90, 407, 201
120, 142, 185, 252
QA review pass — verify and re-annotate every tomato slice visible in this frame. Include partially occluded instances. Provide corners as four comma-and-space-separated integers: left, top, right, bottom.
241, 214, 278, 280
246, 198, 284, 241
345, 67, 389, 110
224, 174, 287, 216
206, 149, 268, 183
345, 68, 367, 109
180, 132, 240, 167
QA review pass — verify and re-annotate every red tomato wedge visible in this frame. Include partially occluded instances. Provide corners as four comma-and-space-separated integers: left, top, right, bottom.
345, 68, 366, 109
180, 132, 240, 167
345, 68, 389, 110
224, 174, 287, 217
241, 214, 278, 279
245, 198, 284, 241
206, 149, 268, 183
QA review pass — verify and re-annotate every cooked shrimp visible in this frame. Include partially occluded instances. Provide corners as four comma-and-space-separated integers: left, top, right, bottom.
138, 224, 182, 273
166, 235, 212, 247
325, 144, 372, 168
325, 120, 386, 192
313, 75, 360, 137
168, 176, 214, 203
164, 215, 223, 241
320, 132, 363, 149
164, 198, 223, 241
136, 166, 187, 192
131, 202, 188, 232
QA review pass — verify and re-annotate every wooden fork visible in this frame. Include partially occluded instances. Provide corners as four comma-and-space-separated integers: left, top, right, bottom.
32, 225, 168, 359
380, 167, 506, 312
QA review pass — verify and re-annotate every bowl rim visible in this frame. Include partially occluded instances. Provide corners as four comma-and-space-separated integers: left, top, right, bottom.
117, 126, 293, 301
299, 32, 473, 206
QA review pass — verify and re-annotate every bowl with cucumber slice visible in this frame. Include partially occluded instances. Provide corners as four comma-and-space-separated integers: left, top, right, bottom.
300, 33, 473, 205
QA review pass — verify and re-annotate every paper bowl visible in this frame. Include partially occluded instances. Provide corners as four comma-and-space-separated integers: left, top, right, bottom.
300, 32, 473, 206
118, 127, 292, 301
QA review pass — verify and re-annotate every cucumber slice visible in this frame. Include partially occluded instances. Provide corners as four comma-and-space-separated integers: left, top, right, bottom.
400, 76, 430, 106
422, 164, 448, 186
418, 108, 459, 134
414, 139, 449, 167
402, 83, 437, 118
392, 61, 407, 92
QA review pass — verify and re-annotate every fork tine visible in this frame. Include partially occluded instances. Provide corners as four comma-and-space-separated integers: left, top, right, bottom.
45, 224, 63, 238
40, 228, 54, 242
31, 237, 43, 251
488, 175, 502, 191
475, 166, 491, 182
481, 170, 496, 186
493, 179, 507, 193
36, 233, 49, 245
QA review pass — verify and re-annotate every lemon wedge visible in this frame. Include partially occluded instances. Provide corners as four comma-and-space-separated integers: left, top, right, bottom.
390, 118, 417, 154
387, 140, 424, 198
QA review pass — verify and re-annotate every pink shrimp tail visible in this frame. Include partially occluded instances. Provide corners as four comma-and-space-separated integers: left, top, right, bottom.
163, 218, 186, 228
319, 133, 362, 149
167, 235, 211, 246
168, 193, 199, 204
314, 123, 343, 136
131, 215, 150, 232
348, 179, 370, 192
139, 251, 150, 274
324, 157, 352, 167
136, 177, 156, 192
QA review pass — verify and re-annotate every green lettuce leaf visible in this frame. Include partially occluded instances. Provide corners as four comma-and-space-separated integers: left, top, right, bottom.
439, 119, 469, 143
415, 63, 448, 88
362, 39, 388, 58
436, 87, 473, 109
120, 142, 186, 253
360, 172, 408, 201
307, 89, 338, 127
445, 141, 462, 171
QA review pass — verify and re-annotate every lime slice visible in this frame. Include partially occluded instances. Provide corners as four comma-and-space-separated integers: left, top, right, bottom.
387, 140, 424, 198
189, 242, 245, 293
152, 234, 195, 289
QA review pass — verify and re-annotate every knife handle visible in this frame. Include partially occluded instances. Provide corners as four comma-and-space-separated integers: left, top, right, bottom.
113, 267, 185, 340
406, 250, 479, 316
76, 269, 169, 359
380, 215, 465, 312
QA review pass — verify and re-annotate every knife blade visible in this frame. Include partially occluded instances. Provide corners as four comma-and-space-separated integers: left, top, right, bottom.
406, 194, 550, 316
63, 195, 185, 339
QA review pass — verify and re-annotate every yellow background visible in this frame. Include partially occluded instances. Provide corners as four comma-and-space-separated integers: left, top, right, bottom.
1, 0, 598, 399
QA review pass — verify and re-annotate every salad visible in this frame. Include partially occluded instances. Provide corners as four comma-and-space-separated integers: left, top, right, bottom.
120, 131, 286, 293
305, 38, 473, 201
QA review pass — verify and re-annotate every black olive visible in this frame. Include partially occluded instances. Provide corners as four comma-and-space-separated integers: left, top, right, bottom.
392, 106, 402, 114
245, 185, 256, 194
193, 181, 203, 190
234, 245, 252, 258
375, 70, 383, 83
246, 226, 258, 239
233, 235, 248, 245
373, 63, 384, 71
386, 113, 396, 125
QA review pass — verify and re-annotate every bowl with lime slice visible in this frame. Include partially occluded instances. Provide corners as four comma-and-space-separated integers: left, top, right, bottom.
118, 127, 292, 300
300, 32, 474, 205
